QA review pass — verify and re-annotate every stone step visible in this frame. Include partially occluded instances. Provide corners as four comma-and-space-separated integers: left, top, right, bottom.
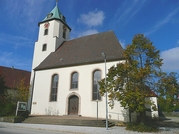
22, 116, 115, 127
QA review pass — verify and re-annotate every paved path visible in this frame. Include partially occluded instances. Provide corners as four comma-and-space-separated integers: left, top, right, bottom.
0, 122, 179, 134
163, 116, 179, 122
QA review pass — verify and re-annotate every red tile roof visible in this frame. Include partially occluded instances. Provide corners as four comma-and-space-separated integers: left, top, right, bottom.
0, 66, 31, 89
145, 86, 158, 97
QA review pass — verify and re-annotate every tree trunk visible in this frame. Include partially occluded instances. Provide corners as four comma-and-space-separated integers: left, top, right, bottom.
139, 111, 146, 123
129, 109, 132, 123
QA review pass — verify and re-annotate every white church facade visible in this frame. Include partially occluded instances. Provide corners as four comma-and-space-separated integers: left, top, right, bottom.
29, 3, 158, 122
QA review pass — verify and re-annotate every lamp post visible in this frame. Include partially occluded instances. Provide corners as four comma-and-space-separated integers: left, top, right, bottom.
101, 52, 108, 130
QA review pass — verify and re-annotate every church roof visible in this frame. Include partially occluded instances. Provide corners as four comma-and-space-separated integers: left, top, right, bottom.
38, 5, 71, 30
35, 31, 124, 71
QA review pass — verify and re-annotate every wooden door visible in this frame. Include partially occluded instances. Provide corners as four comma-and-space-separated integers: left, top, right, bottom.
68, 95, 79, 115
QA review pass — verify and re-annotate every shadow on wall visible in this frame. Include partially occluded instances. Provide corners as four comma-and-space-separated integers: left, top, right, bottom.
45, 107, 59, 115
122, 110, 138, 122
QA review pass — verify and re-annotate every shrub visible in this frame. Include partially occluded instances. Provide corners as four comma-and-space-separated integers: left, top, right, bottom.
126, 122, 159, 132
0, 102, 16, 117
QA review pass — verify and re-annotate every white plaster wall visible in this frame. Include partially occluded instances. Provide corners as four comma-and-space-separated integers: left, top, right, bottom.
31, 60, 126, 121
30, 20, 70, 86
29, 20, 59, 111
145, 97, 159, 118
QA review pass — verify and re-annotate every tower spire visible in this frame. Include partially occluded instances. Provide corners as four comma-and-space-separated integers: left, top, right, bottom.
56, 0, 58, 6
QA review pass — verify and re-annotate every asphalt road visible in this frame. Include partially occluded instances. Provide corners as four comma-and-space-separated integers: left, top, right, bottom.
0, 125, 68, 134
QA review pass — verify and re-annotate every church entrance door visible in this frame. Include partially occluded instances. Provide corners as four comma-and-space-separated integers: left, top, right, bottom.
68, 95, 79, 115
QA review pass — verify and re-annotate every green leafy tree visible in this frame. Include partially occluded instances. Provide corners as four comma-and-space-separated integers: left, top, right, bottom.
99, 34, 163, 123
0, 75, 7, 106
0, 75, 7, 96
16, 78, 30, 102
0, 75, 9, 116
157, 72, 179, 112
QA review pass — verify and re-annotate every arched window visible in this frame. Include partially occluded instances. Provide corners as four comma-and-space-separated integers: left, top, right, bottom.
71, 72, 78, 89
50, 74, 58, 101
44, 29, 48, 35
42, 44, 47, 51
92, 70, 101, 100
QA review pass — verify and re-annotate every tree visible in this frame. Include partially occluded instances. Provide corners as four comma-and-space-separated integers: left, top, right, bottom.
16, 78, 30, 102
0, 75, 7, 96
0, 75, 10, 116
99, 34, 163, 123
156, 72, 179, 112
0, 75, 7, 106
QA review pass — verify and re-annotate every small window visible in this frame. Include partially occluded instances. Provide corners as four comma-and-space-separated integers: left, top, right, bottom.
92, 70, 101, 100
50, 74, 59, 101
71, 72, 78, 89
44, 29, 48, 35
42, 44, 47, 51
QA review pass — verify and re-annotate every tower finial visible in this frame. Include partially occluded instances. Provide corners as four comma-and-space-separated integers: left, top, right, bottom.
56, 0, 58, 6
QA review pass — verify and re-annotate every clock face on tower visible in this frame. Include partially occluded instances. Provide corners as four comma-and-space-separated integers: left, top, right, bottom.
47, 13, 53, 18
44, 22, 50, 29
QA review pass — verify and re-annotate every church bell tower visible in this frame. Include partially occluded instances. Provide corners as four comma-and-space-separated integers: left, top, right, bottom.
28, 2, 71, 112
32, 2, 71, 70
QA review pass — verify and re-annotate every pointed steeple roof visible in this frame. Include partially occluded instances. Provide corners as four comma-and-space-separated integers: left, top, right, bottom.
38, 4, 71, 31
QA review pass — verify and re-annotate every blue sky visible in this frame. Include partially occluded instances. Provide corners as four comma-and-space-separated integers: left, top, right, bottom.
0, 0, 179, 73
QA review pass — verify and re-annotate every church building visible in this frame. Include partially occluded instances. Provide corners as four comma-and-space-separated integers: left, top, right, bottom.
29, 3, 158, 122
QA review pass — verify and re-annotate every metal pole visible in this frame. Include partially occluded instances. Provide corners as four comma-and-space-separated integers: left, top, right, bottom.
104, 57, 108, 130
97, 100, 98, 120
101, 52, 108, 130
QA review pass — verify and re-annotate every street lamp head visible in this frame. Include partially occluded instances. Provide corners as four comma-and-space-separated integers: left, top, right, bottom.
101, 52, 106, 59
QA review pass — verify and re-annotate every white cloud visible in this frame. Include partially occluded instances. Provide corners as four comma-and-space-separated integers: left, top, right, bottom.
114, 0, 147, 26
0, 51, 31, 71
75, 9, 105, 38
4, 1, 47, 32
77, 10, 105, 27
0, 33, 33, 49
77, 29, 99, 37
119, 39, 125, 48
177, 40, 179, 44
145, 7, 179, 36
161, 47, 179, 72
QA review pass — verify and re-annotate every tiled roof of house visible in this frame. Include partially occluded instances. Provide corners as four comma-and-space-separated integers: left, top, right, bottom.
146, 87, 158, 97
35, 31, 124, 70
0, 66, 31, 89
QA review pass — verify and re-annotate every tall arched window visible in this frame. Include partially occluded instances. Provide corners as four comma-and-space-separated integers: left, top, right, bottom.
71, 72, 78, 89
92, 70, 101, 100
50, 74, 59, 101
